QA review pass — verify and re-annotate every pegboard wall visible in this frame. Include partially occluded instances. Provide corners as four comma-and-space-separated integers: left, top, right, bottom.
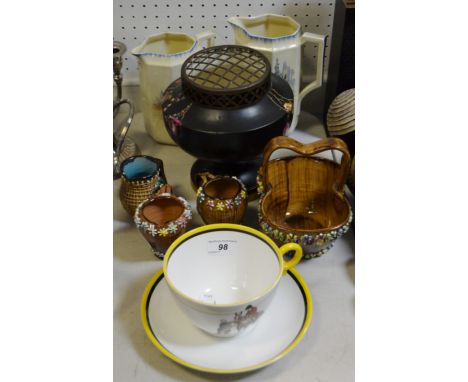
113, 0, 336, 86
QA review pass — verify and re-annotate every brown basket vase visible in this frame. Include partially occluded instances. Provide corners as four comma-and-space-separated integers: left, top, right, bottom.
257, 137, 353, 259
134, 185, 192, 260
119, 156, 167, 217
196, 174, 248, 224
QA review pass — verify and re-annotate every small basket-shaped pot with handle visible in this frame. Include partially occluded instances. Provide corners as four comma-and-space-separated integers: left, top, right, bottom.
257, 136, 353, 259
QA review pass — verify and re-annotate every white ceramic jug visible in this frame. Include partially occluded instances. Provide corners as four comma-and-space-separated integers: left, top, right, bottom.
228, 15, 325, 134
132, 32, 215, 145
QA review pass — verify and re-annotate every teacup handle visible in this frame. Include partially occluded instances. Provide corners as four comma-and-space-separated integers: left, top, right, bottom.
279, 243, 303, 275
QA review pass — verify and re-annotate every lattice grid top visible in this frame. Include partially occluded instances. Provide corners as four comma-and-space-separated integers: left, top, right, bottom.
181, 45, 271, 108
183, 45, 269, 91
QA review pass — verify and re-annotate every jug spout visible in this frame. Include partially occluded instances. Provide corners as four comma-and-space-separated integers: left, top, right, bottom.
130, 33, 198, 63
227, 16, 252, 44
227, 16, 249, 30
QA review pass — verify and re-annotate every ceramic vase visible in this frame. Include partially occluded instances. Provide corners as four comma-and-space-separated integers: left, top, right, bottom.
134, 185, 192, 259
119, 155, 167, 216
228, 14, 326, 134
132, 31, 215, 145
196, 175, 248, 224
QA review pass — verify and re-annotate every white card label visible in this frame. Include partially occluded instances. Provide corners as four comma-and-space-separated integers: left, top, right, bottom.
207, 239, 238, 256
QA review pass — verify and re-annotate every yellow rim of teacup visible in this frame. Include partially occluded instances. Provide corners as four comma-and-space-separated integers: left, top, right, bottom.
162, 223, 302, 308
141, 266, 312, 374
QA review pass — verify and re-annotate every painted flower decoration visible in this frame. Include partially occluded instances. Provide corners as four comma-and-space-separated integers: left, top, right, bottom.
207, 199, 215, 209
148, 225, 158, 236
234, 195, 243, 205
167, 223, 178, 234
225, 200, 234, 209
215, 202, 225, 211
197, 192, 205, 203
302, 235, 314, 246
240, 190, 247, 199
169, 115, 182, 127
286, 233, 298, 242
158, 227, 169, 237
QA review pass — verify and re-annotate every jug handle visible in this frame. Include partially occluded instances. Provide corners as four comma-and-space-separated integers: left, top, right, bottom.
195, 31, 216, 49
155, 184, 173, 196
298, 33, 327, 102
260, 136, 351, 194
113, 99, 134, 159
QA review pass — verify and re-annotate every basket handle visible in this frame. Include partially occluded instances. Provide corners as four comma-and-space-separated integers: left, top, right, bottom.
261, 136, 351, 193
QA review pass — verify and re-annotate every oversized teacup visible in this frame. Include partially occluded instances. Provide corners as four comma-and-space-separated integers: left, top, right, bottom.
163, 224, 302, 337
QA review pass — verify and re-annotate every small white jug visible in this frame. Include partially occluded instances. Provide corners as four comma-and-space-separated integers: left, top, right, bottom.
228, 14, 325, 134
132, 32, 215, 145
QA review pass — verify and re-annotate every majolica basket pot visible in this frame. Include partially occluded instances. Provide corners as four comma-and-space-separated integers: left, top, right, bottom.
257, 137, 353, 259
119, 155, 167, 216
134, 185, 192, 259
196, 175, 248, 224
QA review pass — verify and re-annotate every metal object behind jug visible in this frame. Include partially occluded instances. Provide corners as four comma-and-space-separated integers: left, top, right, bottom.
113, 41, 140, 179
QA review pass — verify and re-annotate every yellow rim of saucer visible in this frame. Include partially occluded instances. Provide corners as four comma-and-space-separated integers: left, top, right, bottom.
141, 267, 313, 374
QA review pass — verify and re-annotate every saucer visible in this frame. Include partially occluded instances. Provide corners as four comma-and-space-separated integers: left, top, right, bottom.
141, 267, 312, 374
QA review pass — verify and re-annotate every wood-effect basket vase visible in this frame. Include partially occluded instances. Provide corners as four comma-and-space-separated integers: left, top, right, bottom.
257, 137, 353, 259
134, 185, 192, 260
196, 175, 248, 224
119, 156, 167, 217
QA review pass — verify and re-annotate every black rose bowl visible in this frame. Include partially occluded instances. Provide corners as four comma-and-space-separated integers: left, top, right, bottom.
161, 45, 294, 196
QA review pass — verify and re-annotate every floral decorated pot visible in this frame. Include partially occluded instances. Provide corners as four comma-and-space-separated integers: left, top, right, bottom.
196, 175, 248, 224
134, 185, 192, 259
